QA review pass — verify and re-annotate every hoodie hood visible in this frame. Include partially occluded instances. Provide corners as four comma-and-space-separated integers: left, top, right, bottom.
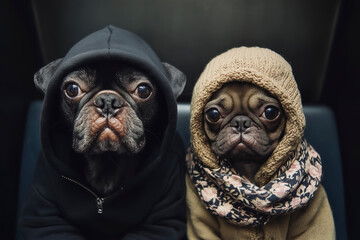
190, 47, 305, 186
21, 26, 187, 239
40, 25, 178, 180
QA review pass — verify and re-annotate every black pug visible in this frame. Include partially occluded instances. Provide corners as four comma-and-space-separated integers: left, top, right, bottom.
19, 26, 187, 240
57, 61, 172, 196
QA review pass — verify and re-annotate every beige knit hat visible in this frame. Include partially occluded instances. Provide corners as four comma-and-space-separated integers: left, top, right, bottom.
190, 47, 305, 186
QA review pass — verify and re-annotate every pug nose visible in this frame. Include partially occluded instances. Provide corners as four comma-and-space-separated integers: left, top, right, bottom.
94, 93, 123, 116
231, 116, 252, 133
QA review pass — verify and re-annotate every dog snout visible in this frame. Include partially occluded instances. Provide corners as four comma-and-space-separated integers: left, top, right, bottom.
231, 116, 252, 133
94, 92, 123, 116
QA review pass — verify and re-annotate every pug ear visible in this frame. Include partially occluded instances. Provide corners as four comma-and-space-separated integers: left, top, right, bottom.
162, 62, 186, 99
34, 58, 63, 93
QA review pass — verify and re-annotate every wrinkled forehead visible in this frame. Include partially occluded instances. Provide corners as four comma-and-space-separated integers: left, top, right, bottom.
208, 81, 279, 103
63, 61, 153, 85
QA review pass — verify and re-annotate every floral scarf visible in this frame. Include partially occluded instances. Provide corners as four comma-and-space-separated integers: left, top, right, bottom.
186, 139, 322, 226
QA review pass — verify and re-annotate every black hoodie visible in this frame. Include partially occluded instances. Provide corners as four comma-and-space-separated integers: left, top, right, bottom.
18, 26, 186, 240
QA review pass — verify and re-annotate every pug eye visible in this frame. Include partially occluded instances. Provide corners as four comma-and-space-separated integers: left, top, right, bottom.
263, 106, 280, 120
136, 83, 152, 99
64, 83, 83, 98
206, 108, 221, 122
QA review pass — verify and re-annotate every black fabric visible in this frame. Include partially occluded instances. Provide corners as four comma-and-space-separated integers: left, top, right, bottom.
18, 26, 186, 239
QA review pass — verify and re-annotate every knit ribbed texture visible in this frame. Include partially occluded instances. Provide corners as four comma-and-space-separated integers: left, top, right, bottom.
190, 47, 305, 186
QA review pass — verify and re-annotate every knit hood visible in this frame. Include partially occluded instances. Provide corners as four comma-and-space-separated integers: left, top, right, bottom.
190, 47, 305, 186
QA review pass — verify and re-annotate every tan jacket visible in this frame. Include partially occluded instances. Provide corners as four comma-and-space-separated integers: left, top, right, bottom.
186, 175, 335, 240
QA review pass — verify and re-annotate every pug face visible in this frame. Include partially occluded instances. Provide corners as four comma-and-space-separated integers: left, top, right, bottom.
204, 82, 286, 164
60, 62, 161, 155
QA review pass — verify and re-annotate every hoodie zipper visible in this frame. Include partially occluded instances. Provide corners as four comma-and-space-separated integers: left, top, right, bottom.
61, 175, 106, 214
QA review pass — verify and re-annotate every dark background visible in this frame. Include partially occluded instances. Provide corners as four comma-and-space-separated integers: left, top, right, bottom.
1, 0, 359, 239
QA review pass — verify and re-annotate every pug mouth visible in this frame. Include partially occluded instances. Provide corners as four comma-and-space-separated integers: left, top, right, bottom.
227, 134, 258, 155
87, 120, 125, 154
212, 129, 271, 162
73, 105, 145, 155
97, 127, 119, 142
92, 116, 124, 140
